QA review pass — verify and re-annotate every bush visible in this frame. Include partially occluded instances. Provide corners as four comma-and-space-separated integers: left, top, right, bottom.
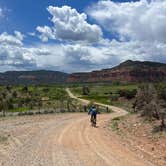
42, 88, 49, 93
22, 86, 28, 93
157, 84, 166, 101
110, 94, 119, 101
82, 86, 90, 95
118, 89, 137, 99
35, 111, 42, 115
133, 84, 165, 130
60, 109, 65, 113
25, 111, 34, 115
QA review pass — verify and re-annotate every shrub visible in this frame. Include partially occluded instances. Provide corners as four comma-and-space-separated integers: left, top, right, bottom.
157, 84, 166, 101
82, 86, 90, 95
12, 91, 18, 98
118, 89, 137, 99
42, 88, 49, 93
22, 86, 28, 93
35, 111, 42, 115
110, 94, 119, 101
133, 84, 159, 118
133, 84, 165, 130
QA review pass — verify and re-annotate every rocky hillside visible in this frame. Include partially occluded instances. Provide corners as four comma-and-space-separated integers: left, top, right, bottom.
0, 70, 68, 85
67, 60, 166, 83
0, 60, 165, 85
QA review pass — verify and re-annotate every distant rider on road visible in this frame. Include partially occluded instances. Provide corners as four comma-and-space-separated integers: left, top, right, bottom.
88, 105, 97, 125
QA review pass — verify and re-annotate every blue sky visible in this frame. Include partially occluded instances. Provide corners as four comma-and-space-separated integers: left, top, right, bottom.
0, 0, 165, 72
0, 0, 98, 35
0, 0, 138, 42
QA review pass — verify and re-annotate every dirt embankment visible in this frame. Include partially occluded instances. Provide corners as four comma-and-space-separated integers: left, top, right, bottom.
111, 114, 166, 166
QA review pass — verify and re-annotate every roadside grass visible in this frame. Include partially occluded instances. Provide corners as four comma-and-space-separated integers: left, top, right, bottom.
111, 116, 126, 132
111, 120, 119, 131
109, 100, 134, 112
9, 107, 30, 112
81, 95, 110, 105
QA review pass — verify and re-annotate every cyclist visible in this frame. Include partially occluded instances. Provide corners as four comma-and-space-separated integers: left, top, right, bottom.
88, 105, 97, 126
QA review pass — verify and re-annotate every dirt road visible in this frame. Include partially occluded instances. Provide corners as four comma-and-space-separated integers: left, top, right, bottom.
0, 90, 154, 166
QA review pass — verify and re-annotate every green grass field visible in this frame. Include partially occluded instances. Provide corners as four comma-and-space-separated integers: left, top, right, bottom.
71, 84, 138, 95
70, 84, 139, 110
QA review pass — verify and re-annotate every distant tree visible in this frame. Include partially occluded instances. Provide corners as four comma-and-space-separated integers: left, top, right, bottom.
2, 92, 7, 99
118, 89, 137, 99
112, 81, 120, 86
0, 99, 9, 116
82, 86, 90, 95
42, 88, 49, 93
12, 91, 18, 98
110, 94, 119, 101
0, 99, 5, 116
157, 84, 166, 101
18, 98, 25, 107
6, 86, 12, 92
0, 89, 11, 116
6, 98, 14, 110
160, 111, 166, 131
83, 105, 87, 112
38, 100, 43, 111
22, 86, 28, 93
24, 97, 32, 107
159, 101, 166, 131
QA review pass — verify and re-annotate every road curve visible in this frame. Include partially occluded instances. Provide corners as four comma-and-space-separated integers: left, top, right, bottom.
66, 88, 127, 116
0, 90, 154, 166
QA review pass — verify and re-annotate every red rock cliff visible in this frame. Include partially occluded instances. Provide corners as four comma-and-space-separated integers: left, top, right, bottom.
67, 60, 166, 83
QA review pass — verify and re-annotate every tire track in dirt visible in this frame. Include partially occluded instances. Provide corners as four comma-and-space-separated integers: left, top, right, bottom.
1, 115, 82, 166
0, 113, 155, 166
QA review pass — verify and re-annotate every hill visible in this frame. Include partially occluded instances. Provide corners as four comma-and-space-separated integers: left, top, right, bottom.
0, 70, 68, 85
0, 60, 165, 85
67, 60, 166, 83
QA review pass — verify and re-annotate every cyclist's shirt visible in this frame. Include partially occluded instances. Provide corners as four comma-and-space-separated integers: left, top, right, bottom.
89, 108, 97, 116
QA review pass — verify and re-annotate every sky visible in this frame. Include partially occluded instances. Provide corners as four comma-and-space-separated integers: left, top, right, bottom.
0, 0, 166, 73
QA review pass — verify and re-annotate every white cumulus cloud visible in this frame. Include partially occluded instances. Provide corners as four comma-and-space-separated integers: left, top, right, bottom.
0, 32, 36, 71
14, 31, 25, 41
88, 0, 166, 43
31, 40, 166, 72
37, 5, 103, 43
0, 32, 24, 46
36, 26, 55, 42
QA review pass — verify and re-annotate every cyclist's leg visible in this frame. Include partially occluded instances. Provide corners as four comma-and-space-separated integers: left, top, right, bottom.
94, 114, 96, 124
90, 114, 93, 122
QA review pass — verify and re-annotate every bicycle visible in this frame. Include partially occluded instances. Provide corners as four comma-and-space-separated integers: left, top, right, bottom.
91, 116, 96, 127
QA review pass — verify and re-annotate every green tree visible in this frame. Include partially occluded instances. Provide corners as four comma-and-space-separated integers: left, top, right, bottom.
0, 99, 9, 116
22, 86, 28, 93
12, 91, 18, 98
82, 86, 90, 95
6, 86, 12, 92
